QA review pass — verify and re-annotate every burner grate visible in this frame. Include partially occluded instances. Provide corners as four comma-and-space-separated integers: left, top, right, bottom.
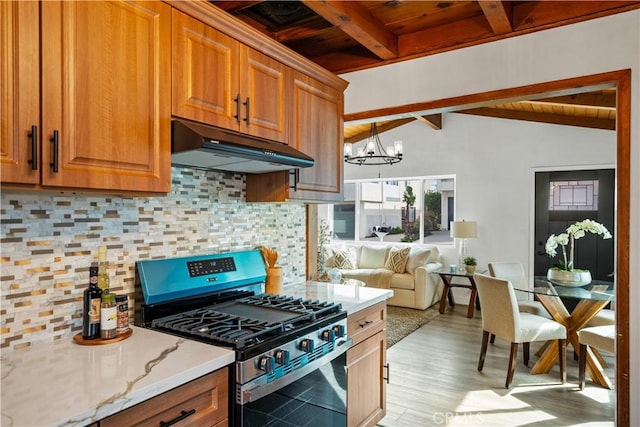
149, 295, 343, 351
237, 295, 341, 320
152, 308, 291, 348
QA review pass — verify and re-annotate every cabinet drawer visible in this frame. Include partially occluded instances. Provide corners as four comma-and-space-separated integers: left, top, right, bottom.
348, 302, 386, 346
101, 368, 228, 427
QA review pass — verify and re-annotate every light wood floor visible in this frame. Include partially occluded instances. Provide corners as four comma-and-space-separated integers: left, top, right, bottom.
379, 302, 615, 427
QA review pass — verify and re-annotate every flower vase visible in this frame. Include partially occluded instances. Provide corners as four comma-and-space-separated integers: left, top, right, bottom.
266, 267, 283, 294
465, 265, 476, 274
547, 268, 592, 287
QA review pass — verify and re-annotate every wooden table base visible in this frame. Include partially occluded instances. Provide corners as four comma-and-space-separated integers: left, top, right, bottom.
438, 273, 479, 318
531, 294, 613, 389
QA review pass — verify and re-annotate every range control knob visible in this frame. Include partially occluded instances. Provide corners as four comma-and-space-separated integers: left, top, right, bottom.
321, 329, 336, 342
274, 349, 290, 365
299, 338, 315, 353
332, 324, 346, 338
258, 355, 275, 373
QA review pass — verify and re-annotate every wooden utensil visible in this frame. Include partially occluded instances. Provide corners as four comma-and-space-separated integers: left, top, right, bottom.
259, 246, 278, 268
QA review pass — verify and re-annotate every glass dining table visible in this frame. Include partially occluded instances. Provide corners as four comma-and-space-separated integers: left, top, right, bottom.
515, 277, 615, 389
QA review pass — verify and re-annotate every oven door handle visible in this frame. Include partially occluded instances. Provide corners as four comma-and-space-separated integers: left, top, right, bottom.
238, 337, 352, 405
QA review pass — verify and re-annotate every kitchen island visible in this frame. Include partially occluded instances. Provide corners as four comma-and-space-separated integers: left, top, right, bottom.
1, 282, 392, 426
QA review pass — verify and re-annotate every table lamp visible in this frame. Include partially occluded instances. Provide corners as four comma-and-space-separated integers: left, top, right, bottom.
451, 220, 478, 272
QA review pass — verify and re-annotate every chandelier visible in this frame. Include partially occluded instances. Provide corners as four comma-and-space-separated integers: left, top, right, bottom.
344, 123, 403, 166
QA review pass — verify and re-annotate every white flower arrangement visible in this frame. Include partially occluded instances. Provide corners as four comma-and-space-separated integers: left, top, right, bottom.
545, 219, 612, 271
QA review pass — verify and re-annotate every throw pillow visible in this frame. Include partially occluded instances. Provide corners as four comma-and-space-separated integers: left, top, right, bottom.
322, 246, 335, 268
428, 246, 440, 263
332, 248, 356, 269
359, 246, 388, 269
385, 247, 410, 273
405, 247, 433, 274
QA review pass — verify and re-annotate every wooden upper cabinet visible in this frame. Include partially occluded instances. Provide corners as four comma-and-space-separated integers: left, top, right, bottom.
172, 9, 288, 143
246, 71, 344, 202
1, 1, 171, 193
41, 1, 171, 193
241, 48, 289, 143
1, 1, 40, 184
290, 72, 343, 201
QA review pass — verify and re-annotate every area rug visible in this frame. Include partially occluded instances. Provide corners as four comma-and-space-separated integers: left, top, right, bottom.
386, 306, 440, 348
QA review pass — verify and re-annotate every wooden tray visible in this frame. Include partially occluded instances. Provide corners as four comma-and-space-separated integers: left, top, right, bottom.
73, 329, 133, 345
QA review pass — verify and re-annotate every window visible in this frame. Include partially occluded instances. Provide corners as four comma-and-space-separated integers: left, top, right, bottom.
549, 180, 599, 211
319, 175, 455, 245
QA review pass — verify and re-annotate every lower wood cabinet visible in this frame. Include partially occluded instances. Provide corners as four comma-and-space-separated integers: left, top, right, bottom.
346, 302, 387, 427
100, 368, 228, 427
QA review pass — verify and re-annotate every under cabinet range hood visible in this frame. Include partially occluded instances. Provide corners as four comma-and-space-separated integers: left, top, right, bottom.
171, 119, 314, 173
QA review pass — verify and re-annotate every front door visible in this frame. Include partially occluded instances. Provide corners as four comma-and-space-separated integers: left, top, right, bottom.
534, 169, 615, 281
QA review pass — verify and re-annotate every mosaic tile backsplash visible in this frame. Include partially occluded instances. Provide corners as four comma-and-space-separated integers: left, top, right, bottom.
0, 168, 307, 352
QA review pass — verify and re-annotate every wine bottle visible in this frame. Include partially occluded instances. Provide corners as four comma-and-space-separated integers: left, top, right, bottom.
97, 246, 110, 293
82, 266, 102, 339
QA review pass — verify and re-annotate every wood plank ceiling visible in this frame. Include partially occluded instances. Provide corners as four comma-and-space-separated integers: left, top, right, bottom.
211, 1, 637, 139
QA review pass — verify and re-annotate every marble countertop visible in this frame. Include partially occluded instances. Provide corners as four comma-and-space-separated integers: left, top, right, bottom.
0, 326, 234, 427
283, 280, 393, 314
1, 282, 390, 426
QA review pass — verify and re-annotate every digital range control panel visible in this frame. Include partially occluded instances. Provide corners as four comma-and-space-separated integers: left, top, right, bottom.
187, 257, 237, 277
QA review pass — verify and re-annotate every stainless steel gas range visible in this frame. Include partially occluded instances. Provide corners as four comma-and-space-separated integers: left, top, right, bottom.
135, 250, 351, 427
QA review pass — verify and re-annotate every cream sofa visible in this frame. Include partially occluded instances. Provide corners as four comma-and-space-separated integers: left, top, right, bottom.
324, 243, 443, 310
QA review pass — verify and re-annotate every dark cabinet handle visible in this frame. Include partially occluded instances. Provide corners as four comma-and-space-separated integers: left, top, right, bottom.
384, 363, 390, 384
159, 409, 196, 427
359, 320, 372, 328
234, 93, 241, 123
243, 97, 250, 124
49, 130, 59, 173
28, 125, 38, 170
289, 169, 299, 191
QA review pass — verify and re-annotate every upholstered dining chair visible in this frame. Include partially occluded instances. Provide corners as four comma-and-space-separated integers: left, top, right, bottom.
578, 325, 615, 389
474, 273, 567, 388
587, 309, 615, 326
488, 262, 550, 318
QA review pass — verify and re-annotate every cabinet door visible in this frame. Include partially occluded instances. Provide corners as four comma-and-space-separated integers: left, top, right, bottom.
240, 46, 289, 143
172, 9, 240, 130
40, 1, 171, 193
0, 1, 40, 184
290, 72, 343, 201
245, 72, 343, 202
347, 329, 387, 427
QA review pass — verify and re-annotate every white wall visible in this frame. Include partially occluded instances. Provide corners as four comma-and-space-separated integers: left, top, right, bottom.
341, 10, 640, 423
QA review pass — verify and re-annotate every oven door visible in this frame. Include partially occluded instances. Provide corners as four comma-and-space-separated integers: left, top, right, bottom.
235, 339, 351, 427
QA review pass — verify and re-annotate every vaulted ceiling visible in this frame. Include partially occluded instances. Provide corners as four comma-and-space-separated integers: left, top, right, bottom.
211, 1, 638, 138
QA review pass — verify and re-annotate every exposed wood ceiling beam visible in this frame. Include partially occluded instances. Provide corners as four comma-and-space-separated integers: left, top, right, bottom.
535, 92, 616, 109
302, 0, 398, 60
456, 107, 616, 130
274, 20, 334, 43
414, 114, 442, 130
511, 1, 637, 31
310, 1, 640, 74
478, 1, 513, 34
